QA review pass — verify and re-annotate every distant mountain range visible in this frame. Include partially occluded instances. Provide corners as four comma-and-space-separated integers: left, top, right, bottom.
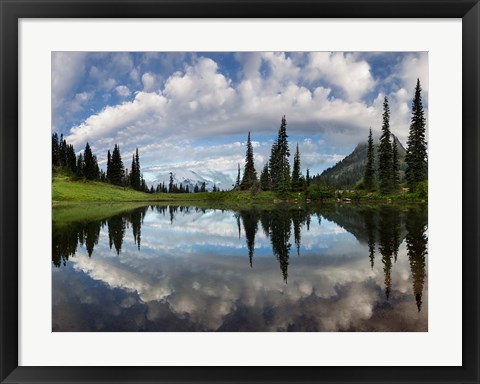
319, 135, 407, 188
149, 169, 234, 192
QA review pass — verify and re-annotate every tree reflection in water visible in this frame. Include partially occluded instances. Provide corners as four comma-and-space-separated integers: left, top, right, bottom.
52, 203, 427, 311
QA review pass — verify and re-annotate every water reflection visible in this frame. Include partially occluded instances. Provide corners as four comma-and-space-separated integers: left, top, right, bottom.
52, 203, 428, 331
53, 206, 149, 266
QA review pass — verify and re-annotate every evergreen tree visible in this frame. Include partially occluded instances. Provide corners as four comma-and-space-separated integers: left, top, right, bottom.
93, 155, 100, 180
83, 142, 97, 180
392, 139, 400, 191
268, 139, 278, 189
364, 128, 375, 191
130, 155, 137, 188
378, 97, 393, 194
405, 79, 428, 191
200, 182, 206, 192
109, 144, 124, 186
136, 149, 141, 188
270, 115, 291, 193
194, 184, 199, 193
58, 134, 67, 166
240, 132, 258, 190
76, 153, 84, 178
306, 168, 311, 188
66, 144, 77, 174
168, 172, 174, 193
52, 133, 59, 166
260, 163, 270, 190
291, 143, 302, 191
129, 148, 141, 190
106, 150, 111, 183
140, 177, 148, 193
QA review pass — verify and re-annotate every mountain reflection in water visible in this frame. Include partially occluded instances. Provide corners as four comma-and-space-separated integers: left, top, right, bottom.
52, 203, 428, 332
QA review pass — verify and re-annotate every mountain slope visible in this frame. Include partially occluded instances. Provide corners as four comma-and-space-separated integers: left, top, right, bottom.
319, 135, 407, 188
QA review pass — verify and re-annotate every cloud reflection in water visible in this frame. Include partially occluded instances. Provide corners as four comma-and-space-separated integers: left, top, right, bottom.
52, 204, 427, 331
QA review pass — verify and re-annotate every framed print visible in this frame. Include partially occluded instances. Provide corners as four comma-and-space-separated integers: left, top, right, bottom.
1, 0, 479, 383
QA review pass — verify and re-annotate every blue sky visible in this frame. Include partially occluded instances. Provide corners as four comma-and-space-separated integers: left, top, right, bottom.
52, 51, 428, 184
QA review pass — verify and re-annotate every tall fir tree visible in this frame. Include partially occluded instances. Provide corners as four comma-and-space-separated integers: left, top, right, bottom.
405, 79, 427, 191
52, 133, 59, 166
268, 139, 279, 189
378, 97, 393, 194
392, 138, 400, 191
168, 172, 174, 193
76, 153, 84, 178
83, 142, 97, 180
130, 154, 137, 188
291, 143, 302, 191
58, 134, 67, 166
270, 115, 291, 193
364, 128, 375, 191
260, 163, 270, 190
134, 148, 141, 190
129, 148, 142, 190
109, 144, 124, 186
305, 168, 311, 188
66, 144, 77, 174
106, 150, 111, 183
141, 177, 148, 193
240, 132, 258, 190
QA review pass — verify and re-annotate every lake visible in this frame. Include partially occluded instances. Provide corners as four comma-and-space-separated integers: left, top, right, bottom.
52, 203, 428, 332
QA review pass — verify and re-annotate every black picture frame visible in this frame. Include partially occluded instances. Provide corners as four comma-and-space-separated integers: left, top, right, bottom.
1, 0, 479, 383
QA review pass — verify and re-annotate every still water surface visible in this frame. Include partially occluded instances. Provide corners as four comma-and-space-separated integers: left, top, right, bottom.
52, 203, 427, 332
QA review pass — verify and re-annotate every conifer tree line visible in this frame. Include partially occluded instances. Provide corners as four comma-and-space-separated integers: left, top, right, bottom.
52, 135, 150, 192
52, 133, 79, 175
238, 115, 310, 194
363, 78, 427, 194
52, 134, 226, 194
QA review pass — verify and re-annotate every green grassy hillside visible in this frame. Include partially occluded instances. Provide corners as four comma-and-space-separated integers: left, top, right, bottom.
52, 174, 159, 202
52, 173, 301, 203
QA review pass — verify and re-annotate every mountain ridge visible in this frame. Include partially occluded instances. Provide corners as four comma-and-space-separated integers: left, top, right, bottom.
319, 135, 407, 188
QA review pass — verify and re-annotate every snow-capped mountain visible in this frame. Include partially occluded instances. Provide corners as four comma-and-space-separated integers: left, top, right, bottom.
149, 169, 234, 192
